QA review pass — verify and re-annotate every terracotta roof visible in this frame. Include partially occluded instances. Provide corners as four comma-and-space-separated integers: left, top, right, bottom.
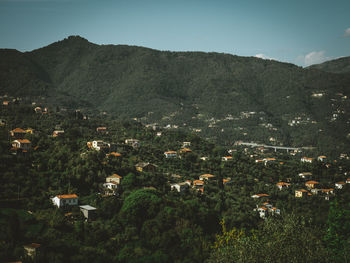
108, 152, 121, 157
295, 189, 308, 192
318, 155, 327, 158
264, 158, 276, 161
109, 174, 122, 178
305, 181, 319, 184
11, 128, 26, 133
223, 156, 233, 159
258, 206, 268, 210
57, 194, 78, 199
302, 157, 313, 160
165, 151, 177, 154
320, 189, 334, 192
193, 180, 204, 185
181, 148, 192, 152
24, 243, 41, 248
336, 182, 346, 185
16, 139, 31, 143
200, 174, 216, 178
276, 182, 291, 186
253, 193, 269, 197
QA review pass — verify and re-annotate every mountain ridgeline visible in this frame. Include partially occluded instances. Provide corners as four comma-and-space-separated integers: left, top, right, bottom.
1, 36, 350, 155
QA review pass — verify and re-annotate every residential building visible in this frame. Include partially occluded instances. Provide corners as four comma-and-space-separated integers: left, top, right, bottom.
305, 181, 319, 189
164, 151, 177, 158
318, 155, 327, 162
276, 182, 291, 190
335, 182, 346, 189
301, 157, 313, 163
92, 140, 109, 151
171, 181, 190, 193
53, 130, 64, 137
23, 243, 40, 258
52, 194, 79, 208
222, 156, 233, 161
298, 172, 312, 179
199, 174, 216, 181
12, 139, 31, 151
295, 189, 308, 198
106, 174, 122, 184
251, 193, 270, 199
10, 128, 26, 139
135, 162, 157, 173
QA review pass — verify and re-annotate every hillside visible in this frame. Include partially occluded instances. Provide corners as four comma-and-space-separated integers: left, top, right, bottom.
1, 36, 350, 154
308, 57, 350, 74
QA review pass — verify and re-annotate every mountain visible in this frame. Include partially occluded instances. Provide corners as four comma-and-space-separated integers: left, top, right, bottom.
308, 57, 350, 74
1, 36, 350, 155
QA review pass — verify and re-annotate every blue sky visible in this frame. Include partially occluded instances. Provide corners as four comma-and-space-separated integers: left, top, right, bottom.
0, 0, 349, 66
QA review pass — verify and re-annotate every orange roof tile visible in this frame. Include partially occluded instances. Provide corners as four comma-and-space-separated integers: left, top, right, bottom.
276, 182, 291, 186
11, 128, 26, 133
296, 189, 308, 192
108, 152, 121, 157
165, 151, 177, 154
181, 148, 192, 152
24, 243, 41, 248
57, 194, 78, 199
305, 181, 319, 184
193, 180, 204, 185
16, 139, 31, 143
200, 173, 215, 178
110, 174, 122, 178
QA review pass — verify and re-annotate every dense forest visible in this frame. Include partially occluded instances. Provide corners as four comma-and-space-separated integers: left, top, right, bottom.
1, 102, 350, 262
1, 36, 350, 155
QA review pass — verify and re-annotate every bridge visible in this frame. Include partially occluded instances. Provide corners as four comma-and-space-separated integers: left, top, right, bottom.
235, 141, 300, 153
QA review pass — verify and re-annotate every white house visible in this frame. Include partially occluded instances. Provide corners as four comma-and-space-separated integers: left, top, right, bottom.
276, 182, 291, 190
335, 182, 346, 189
92, 140, 109, 151
317, 155, 327, 162
298, 172, 313, 179
164, 151, 177, 158
301, 157, 313, 163
171, 181, 191, 193
52, 194, 78, 208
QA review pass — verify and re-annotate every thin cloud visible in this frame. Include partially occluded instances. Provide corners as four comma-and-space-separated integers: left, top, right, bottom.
255, 54, 276, 61
296, 51, 333, 67
344, 27, 350, 37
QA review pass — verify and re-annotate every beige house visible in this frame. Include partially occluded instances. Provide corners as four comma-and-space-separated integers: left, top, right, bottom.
106, 174, 122, 184
305, 181, 319, 189
295, 189, 308, 198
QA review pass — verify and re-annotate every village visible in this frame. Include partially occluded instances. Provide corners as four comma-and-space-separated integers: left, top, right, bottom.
1, 95, 350, 262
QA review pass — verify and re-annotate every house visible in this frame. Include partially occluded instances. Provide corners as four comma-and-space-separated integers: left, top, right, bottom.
125, 138, 140, 148
182, 142, 191, 147
34, 106, 42, 113
103, 182, 118, 195
255, 203, 280, 219
0, 119, 6, 126
200, 156, 209, 161
199, 174, 216, 181
23, 243, 40, 258
335, 182, 346, 189
12, 139, 31, 151
251, 193, 270, 199
53, 130, 64, 137
171, 181, 191, 193
301, 157, 313, 163
96, 127, 107, 133
92, 140, 109, 151
106, 174, 122, 184
223, 178, 232, 185
318, 155, 327, 162
180, 148, 192, 155
295, 189, 308, 198
52, 194, 78, 208
10, 128, 26, 138
222, 156, 233, 161
255, 159, 264, 164
263, 158, 276, 165
106, 152, 122, 158
79, 205, 97, 220
305, 181, 319, 189
320, 189, 335, 200
2, 100, 10, 106
193, 180, 204, 188
135, 162, 157, 173
164, 151, 177, 158
346, 178, 350, 184
256, 206, 268, 218
298, 172, 312, 179
276, 182, 291, 190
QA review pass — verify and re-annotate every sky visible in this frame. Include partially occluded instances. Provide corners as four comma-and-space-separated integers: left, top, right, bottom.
0, 0, 349, 67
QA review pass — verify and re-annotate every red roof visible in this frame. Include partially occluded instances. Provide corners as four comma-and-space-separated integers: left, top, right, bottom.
305, 181, 319, 184
57, 194, 78, 199
296, 189, 308, 192
11, 128, 26, 133
16, 139, 31, 143
200, 174, 215, 178
110, 174, 122, 178
24, 243, 41, 248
